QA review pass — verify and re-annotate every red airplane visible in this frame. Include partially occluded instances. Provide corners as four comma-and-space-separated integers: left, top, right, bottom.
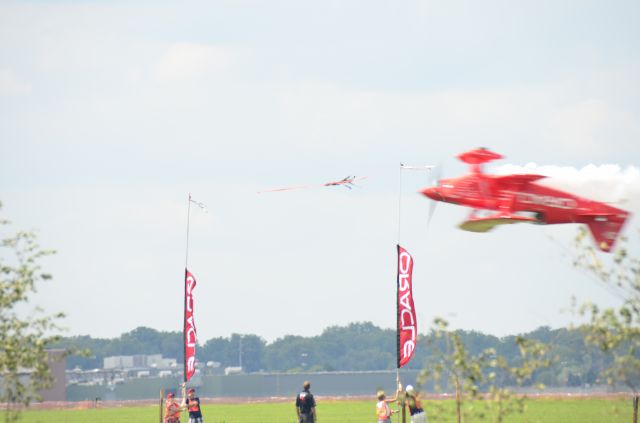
421, 148, 630, 252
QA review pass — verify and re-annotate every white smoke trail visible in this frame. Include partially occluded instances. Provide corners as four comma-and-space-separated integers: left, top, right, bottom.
494, 163, 640, 215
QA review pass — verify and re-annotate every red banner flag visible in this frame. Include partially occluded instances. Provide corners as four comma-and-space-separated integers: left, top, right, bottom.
397, 245, 417, 368
184, 269, 198, 381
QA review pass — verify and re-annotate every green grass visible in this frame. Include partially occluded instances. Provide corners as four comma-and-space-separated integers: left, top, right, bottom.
16, 398, 633, 423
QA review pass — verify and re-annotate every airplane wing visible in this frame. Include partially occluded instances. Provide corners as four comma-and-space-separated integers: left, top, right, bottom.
457, 148, 503, 165
458, 213, 538, 232
491, 174, 547, 185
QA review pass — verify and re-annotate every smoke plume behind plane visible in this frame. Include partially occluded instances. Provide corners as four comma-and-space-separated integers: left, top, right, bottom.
495, 164, 640, 216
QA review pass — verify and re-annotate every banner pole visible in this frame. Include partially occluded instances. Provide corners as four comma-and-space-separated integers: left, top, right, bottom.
397, 165, 403, 423
185, 193, 192, 269
183, 268, 188, 383
396, 249, 400, 422
396, 165, 430, 423
183, 193, 192, 383
397, 164, 403, 243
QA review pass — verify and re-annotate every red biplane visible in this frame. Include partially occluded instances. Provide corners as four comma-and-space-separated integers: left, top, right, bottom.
421, 148, 630, 252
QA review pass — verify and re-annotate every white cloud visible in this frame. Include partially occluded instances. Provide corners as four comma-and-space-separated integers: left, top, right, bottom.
153, 43, 237, 83
547, 99, 610, 150
271, 78, 639, 164
273, 83, 552, 153
0, 69, 31, 95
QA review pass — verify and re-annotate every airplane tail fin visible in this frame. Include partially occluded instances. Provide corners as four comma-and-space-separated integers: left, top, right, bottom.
585, 213, 630, 252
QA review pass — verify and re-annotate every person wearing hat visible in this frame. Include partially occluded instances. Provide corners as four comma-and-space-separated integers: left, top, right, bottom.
376, 386, 401, 423
375, 376, 402, 423
404, 385, 426, 423
186, 387, 204, 423
295, 380, 317, 422
164, 384, 187, 423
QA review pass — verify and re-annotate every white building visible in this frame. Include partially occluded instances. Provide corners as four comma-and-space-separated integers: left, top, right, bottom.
103, 354, 176, 370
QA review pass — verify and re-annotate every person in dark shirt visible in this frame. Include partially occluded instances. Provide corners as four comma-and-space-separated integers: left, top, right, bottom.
295, 381, 317, 422
404, 385, 426, 423
185, 387, 204, 423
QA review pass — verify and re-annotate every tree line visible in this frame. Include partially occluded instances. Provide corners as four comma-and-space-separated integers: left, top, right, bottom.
54, 322, 613, 388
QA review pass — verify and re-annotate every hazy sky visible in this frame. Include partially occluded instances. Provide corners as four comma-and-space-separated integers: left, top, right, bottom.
1, 0, 639, 343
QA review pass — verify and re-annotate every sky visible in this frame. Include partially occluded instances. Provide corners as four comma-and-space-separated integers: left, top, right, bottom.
1, 0, 639, 343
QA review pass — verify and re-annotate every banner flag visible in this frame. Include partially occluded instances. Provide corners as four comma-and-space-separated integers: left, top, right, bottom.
184, 269, 198, 381
397, 245, 417, 368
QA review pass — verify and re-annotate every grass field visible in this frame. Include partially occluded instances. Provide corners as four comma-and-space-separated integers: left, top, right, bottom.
17, 397, 633, 423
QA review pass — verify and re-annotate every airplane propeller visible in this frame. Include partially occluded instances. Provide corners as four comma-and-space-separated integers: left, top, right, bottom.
426, 162, 443, 229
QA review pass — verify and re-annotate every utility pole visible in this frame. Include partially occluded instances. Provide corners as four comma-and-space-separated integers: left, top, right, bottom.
238, 336, 243, 370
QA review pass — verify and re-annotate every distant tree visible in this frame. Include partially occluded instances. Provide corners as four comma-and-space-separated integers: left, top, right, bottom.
55, 320, 611, 386
264, 335, 313, 372
199, 334, 265, 372
201, 337, 232, 367
420, 318, 488, 423
159, 331, 184, 363
573, 228, 640, 420
314, 322, 395, 371
119, 327, 163, 354
233, 334, 266, 372
52, 327, 184, 371
420, 318, 550, 423
52, 335, 105, 370
0, 203, 66, 423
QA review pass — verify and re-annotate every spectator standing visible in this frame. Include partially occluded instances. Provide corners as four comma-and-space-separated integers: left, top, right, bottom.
186, 387, 204, 423
295, 381, 317, 422
404, 385, 426, 423
376, 389, 400, 423
164, 384, 186, 423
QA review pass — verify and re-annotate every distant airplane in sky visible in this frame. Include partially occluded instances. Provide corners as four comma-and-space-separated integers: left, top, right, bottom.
258, 176, 368, 194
